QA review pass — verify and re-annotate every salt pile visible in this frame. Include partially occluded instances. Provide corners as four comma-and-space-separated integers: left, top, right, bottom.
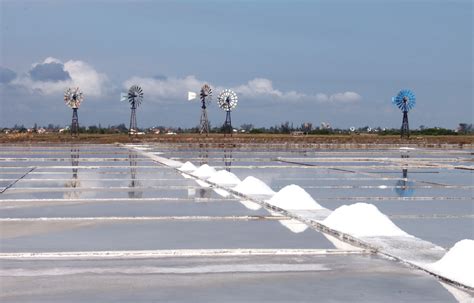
322, 203, 412, 237
279, 219, 308, 233
213, 188, 231, 198
178, 161, 197, 172
429, 239, 474, 288
191, 164, 217, 179
267, 185, 323, 210
239, 200, 262, 210
233, 176, 275, 196
195, 179, 210, 188
208, 170, 241, 186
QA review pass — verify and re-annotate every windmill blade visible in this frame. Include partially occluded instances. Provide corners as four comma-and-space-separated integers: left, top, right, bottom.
188, 91, 197, 101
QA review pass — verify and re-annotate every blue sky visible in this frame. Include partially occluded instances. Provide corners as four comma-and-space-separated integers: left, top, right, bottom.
0, 0, 472, 129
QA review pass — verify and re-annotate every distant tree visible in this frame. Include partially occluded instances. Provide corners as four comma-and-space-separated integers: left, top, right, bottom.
280, 121, 291, 134
301, 122, 313, 134
458, 123, 473, 134
115, 124, 128, 133
240, 124, 254, 132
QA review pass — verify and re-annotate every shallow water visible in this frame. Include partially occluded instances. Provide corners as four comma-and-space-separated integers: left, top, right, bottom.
0, 143, 472, 301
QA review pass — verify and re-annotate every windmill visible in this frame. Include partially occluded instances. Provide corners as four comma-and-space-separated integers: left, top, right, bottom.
125, 85, 144, 135
217, 89, 238, 135
188, 84, 213, 135
64, 87, 84, 136
392, 89, 416, 139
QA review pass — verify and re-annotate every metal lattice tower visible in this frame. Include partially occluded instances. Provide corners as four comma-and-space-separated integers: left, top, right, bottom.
223, 109, 232, 134
71, 108, 79, 136
199, 84, 212, 134
217, 89, 238, 136
392, 89, 416, 139
129, 103, 137, 135
64, 87, 84, 137
401, 110, 409, 139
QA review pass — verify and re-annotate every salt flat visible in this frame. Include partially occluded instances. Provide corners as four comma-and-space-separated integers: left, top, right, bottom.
0, 143, 472, 302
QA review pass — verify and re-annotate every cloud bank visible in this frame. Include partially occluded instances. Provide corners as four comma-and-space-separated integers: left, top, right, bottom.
123, 76, 362, 104
0, 67, 17, 84
11, 57, 110, 97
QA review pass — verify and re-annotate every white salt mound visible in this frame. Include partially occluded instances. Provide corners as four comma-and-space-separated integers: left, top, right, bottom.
323, 203, 411, 237
279, 219, 309, 233
213, 188, 231, 198
429, 239, 474, 288
192, 164, 217, 179
208, 170, 241, 186
267, 184, 323, 210
233, 176, 275, 196
195, 179, 210, 188
239, 200, 262, 210
178, 161, 197, 172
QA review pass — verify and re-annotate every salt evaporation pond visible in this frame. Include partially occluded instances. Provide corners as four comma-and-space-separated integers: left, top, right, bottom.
0, 143, 472, 302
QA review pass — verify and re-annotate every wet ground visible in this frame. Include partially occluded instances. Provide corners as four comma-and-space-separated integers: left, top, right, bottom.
0, 143, 472, 302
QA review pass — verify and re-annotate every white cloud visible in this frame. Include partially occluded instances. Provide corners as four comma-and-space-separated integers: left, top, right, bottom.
13, 57, 111, 97
122, 75, 362, 105
314, 91, 362, 103
123, 75, 202, 101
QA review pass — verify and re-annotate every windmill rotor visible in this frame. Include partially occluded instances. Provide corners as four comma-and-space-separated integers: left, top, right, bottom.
64, 87, 84, 109
217, 89, 238, 112
200, 84, 213, 106
392, 89, 416, 112
395, 178, 415, 197
128, 85, 144, 108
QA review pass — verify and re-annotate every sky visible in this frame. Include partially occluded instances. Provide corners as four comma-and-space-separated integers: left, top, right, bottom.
0, 0, 472, 129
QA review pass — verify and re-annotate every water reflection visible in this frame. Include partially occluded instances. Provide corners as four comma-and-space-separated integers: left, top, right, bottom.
128, 152, 143, 198
199, 143, 209, 166
64, 146, 81, 199
197, 187, 212, 199
223, 145, 233, 172
395, 152, 415, 197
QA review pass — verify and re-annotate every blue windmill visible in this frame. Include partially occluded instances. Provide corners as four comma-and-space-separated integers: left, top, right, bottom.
392, 89, 416, 138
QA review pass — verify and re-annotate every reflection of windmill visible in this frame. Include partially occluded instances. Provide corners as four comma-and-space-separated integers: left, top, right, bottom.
128, 152, 143, 198
395, 152, 415, 197
224, 145, 233, 172
199, 143, 209, 166
217, 89, 238, 135
198, 188, 212, 199
64, 87, 84, 136
124, 85, 144, 135
64, 147, 81, 199
392, 89, 416, 139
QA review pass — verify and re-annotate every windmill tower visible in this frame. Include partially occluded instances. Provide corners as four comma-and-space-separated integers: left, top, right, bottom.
217, 89, 238, 135
64, 87, 84, 136
392, 89, 416, 139
124, 85, 144, 135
